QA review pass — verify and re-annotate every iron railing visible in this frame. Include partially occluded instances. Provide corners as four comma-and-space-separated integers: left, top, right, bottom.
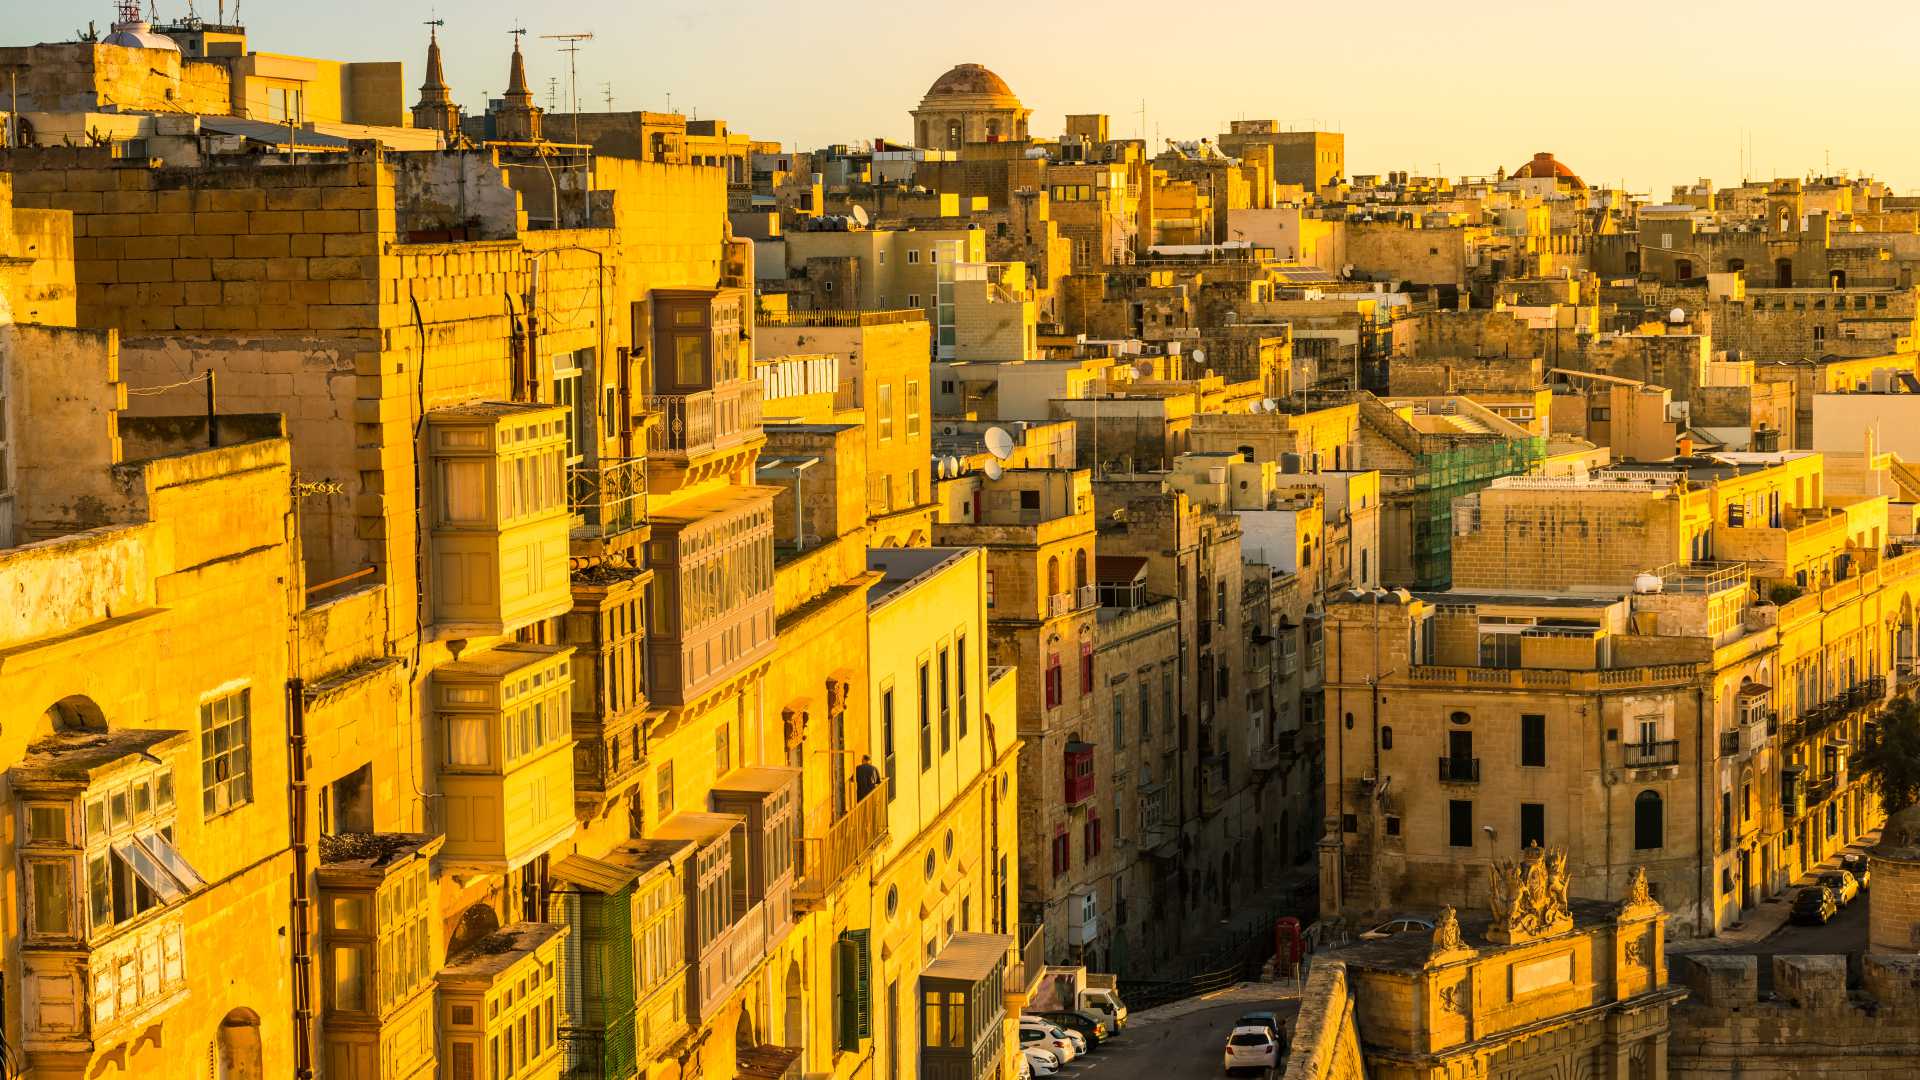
568, 457, 649, 538
794, 787, 889, 903
645, 382, 762, 458
1437, 756, 1481, 783
1622, 740, 1680, 768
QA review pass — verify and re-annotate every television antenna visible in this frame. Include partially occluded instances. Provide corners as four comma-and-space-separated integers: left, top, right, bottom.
541, 31, 594, 145
602, 81, 613, 112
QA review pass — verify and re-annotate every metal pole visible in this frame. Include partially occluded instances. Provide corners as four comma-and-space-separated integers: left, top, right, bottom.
205, 370, 218, 447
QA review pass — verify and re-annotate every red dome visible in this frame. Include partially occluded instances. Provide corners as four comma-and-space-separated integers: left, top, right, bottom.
925, 64, 1016, 99
1512, 151, 1586, 190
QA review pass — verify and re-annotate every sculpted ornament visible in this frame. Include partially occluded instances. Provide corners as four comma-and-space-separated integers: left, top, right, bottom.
1487, 843, 1574, 944
1426, 904, 1476, 966
1618, 865, 1662, 918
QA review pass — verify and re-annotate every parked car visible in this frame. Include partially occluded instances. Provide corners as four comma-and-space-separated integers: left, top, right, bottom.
1223, 1024, 1282, 1074
1029, 1009, 1106, 1049
1790, 886, 1838, 925
1235, 1011, 1287, 1053
1816, 869, 1861, 907
1021, 1046, 1059, 1078
1839, 852, 1872, 889
1359, 916, 1435, 941
1019, 1021, 1077, 1064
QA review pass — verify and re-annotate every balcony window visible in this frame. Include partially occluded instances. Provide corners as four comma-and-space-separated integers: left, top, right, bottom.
200, 688, 253, 818
427, 404, 574, 637
956, 635, 970, 739
433, 645, 578, 871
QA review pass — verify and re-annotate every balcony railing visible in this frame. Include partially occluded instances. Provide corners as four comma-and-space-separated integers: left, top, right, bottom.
645, 382, 763, 459
1622, 740, 1680, 768
1046, 585, 1099, 619
1012, 921, 1046, 1000
1719, 731, 1741, 758
794, 787, 889, 905
568, 456, 649, 538
1437, 756, 1480, 783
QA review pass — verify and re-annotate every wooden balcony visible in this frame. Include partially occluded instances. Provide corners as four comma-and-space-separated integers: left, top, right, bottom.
568, 456, 649, 541
1621, 740, 1680, 769
794, 786, 889, 909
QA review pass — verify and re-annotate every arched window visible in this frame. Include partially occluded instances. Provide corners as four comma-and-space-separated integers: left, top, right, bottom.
1074, 549, 1088, 591
918, 121, 929, 147
1047, 556, 1060, 598
1634, 791, 1664, 850
1380, 726, 1393, 750
1359, 549, 1370, 584
44, 695, 107, 734
215, 1008, 264, 1080
946, 121, 961, 149
1830, 269, 1847, 290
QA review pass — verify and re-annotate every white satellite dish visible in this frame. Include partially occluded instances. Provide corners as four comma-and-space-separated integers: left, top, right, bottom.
943, 455, 960, 477
1191, 349, 1207, 365
933, 456, 949, 479
984, 459, 1004, 480
1261, 398, 1279, 413
1248, 400, 1262, 413
851, 204, 870, 228
983, 426, 1014, 460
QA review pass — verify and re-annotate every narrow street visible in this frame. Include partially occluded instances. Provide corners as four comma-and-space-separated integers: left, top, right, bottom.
1055, 985, 1300, 1080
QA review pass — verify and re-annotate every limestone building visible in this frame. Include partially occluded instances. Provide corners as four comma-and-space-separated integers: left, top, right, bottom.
910, 64, 1031, 150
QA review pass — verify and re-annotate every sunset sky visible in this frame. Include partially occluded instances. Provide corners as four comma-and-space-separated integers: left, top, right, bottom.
26, 0, 1920, 194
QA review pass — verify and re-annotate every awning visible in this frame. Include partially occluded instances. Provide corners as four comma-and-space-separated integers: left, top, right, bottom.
551, 853, 641, 894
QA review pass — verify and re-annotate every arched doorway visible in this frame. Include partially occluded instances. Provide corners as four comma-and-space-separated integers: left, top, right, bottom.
215, 1008, 263, 1080
1831, 269, 1847, 290
735, 1009, 759, 1067
784, 960, 803, 1054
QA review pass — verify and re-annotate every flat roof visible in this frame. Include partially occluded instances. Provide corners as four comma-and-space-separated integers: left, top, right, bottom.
922, 931, 1013, 985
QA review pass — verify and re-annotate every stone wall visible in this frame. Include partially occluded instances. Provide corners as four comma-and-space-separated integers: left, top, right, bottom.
1670, 953, 1920, 1079
1281, 960, 1367, 1080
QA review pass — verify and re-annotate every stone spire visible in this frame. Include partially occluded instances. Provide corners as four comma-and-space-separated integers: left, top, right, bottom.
494, 30, 541, 141
410, 25, 461, 141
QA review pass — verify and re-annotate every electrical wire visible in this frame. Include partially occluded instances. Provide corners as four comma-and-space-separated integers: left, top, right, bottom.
124, 370, 210, 395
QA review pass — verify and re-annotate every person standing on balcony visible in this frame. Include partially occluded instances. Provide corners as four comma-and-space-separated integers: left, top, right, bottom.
854, 755, 882, 800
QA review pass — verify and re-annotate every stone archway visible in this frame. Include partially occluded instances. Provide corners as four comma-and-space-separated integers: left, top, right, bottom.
215, 1008, 263, 1080
784, 959, 803, 1054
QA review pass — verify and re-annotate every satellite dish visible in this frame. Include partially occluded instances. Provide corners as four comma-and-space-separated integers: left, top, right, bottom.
983, 426, 1014, 461
1248, 400, 1262, 413
1668, 307, 1686, 325
1191, 349, 1207, 365
1261, 398, 1279, 413
943, 455, 960, 478
851, 205, 870, 228
984, 459, 1004, 480
933, 456, 949, 479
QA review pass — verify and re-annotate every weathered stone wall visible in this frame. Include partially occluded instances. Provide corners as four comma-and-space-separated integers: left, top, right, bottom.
1670, 953, 1920, 1079
1281, 960, 1367, 1080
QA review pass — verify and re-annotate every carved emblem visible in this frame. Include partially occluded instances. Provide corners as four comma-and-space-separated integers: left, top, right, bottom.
1439, 979, 1469, 1016
1487, 843, 1574, 944
1433, 905, 1464, 951
1618, 865, 1662, 919
1624, 934, 1648, 965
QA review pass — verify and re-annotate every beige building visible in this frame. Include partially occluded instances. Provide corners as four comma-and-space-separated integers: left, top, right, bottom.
910, 65, 1031, 150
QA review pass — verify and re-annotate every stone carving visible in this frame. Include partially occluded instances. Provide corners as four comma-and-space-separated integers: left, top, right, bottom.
1433, 905, 1463, 951
1439, 979, 1469, 1016
1619, 865, 1661, 918
1488, 843, 1574, 944
1624, 933, 1648, 965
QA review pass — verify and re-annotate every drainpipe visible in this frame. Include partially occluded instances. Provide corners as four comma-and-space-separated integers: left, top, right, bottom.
286, 677, 316, 1079
1695, 683, 1709, 935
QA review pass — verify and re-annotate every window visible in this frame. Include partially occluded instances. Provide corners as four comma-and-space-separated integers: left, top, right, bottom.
1448, 800, 1473, 847
553, 349, 591, 463
1137, 680, 1152, 744
656, 762, 674, 819
1051, 828, 1070, 877
907, 249, 921, 265
673, 333, 705, 385
908, 293, 920, 308
937, 647, 952, 754
1085, 809, 1102, 858
201, 688, 254, 817
1520, 803, 1545, 849
715, 723, 731, 775
957, 635, 970, 739
1379, 726, 1393, 750
1080, 641, 1094, 694
881, 688, 897, 801
1520, 714, 1546, 768
985, 571, 995, 608
917, 662, 932, 771
906, 380, 922, 438
1045, 653, 1063, 710
1111, 692, 1126, 747
1634, 790, 1664, 850
877, 384, 894, 442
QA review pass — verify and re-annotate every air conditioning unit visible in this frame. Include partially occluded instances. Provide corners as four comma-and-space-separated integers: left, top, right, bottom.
1067, 886, 1100, 946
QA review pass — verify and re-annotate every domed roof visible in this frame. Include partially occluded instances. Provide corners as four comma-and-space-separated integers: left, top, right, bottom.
1512, 151, 1585, 190
925, 63, 1015, 100
1875, 803, 1920, 861
103, 18, 180, 51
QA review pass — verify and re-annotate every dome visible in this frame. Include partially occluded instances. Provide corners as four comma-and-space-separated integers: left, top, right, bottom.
1512, 151, 1585, 190
103, 18, 180, 51
1875, 803, 1920, 862
925, 63, 1015, 100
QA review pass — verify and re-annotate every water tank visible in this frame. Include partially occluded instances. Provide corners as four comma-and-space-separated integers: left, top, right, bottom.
1633, 572, 1664, 594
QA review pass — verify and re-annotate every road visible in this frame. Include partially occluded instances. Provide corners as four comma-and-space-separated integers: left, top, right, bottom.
1046, 986, 1300, 1080
1745, 886, 1869, 956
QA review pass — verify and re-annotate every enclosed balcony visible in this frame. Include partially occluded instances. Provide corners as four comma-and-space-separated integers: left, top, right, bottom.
649, 811, 786, 1027
426, 403, 574, 639
561, 569, 651, 811
435, 922, 569, 1080
646, 384, 764, 459
646, 287, 764, 468
1063, 742, 1096, 806
547, 853, 659, 1080
645, 487, 779, 707
433, 644, 578, 872
316, 833, 442, 1080
709, 766, 801, 949
8, 729, 208, 1060
919, 932, 1012, 1080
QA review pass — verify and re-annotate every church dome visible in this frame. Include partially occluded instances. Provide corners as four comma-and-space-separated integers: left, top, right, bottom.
925, 63, 1016, 100
1512, 151, 1585, 190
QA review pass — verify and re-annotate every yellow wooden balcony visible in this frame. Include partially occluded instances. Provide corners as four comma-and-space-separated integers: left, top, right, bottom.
433, 645, 577, 872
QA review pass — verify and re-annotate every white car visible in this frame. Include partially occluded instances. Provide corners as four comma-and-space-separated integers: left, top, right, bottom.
1019, 1021, 1077, 1064
1022, 1016, 1086, 1055
1021, 1046, 1060, 1077
1223, 1024, 1281, 1074
1359, 916, 1434, 941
